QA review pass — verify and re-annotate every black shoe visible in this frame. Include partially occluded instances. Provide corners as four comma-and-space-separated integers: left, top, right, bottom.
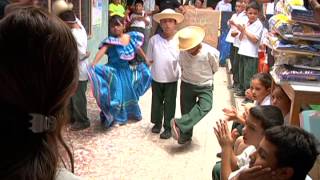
70, 121, 90, 131
241, 98, 254, 104
160, 129, 172, 139
151, 124, 161, 133
219, 63, 226, 67
216, 152, 222, 158
178, 136, 192, 144
235, 91, 245, 97
227, 84, 234, 89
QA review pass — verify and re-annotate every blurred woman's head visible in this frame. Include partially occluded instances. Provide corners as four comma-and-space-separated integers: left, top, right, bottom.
0, 6, 78, 179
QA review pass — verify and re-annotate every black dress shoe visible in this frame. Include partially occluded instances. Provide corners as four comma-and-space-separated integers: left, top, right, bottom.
235, 91, 245, 97
178, 136, 192, 144
216, 152, 222, 158
227, 84, 234, 89
160, 129, 172, 139
241, 98, 254, 104
70, 121, 90, 131
151, 124, 161, 133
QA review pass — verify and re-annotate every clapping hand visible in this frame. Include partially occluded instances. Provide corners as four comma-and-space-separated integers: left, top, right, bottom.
214, 120, 233, 148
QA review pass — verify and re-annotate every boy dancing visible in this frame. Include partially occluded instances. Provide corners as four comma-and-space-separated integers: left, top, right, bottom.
171, 26, 219, 144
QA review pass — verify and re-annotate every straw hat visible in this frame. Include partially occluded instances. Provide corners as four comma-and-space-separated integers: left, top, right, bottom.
153, 9, 184, 24
52, 0, 73, 15
176, 26, 205, 51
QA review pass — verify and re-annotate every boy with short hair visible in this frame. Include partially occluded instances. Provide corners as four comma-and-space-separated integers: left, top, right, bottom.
170, 26, 219, 145
234, 1, 263, 96
225, 0, 245, 90
58, 10, 91, 130
147, 9, 184, 139
128, 0, 150, 34
214, 105, 284, 180
231, 126, 319, 180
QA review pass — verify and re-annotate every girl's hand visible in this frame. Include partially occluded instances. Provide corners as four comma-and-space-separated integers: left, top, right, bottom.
222, 107, 239, 121
214, 120, 233, 148
146, 59, 153, 66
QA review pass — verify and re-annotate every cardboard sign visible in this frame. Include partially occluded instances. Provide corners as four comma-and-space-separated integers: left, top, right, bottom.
178, 7, 220, 48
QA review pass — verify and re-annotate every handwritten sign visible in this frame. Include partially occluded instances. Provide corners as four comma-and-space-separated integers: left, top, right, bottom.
178, 7, 220, 48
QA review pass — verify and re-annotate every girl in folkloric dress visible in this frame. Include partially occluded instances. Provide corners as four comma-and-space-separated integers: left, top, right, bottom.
90, 15, 152, 128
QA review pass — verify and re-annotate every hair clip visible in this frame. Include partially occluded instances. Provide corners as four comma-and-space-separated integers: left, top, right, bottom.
29, 113, 57, 133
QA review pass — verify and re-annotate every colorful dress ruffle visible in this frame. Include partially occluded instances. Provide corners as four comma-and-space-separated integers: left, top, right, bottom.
88, 31, 152, 128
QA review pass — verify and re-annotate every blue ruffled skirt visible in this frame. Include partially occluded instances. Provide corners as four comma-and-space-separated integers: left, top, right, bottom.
88, 63, 151, 128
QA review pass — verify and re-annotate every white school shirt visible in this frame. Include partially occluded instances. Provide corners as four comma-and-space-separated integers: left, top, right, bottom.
143, 0, 155, 29
266, 2, 275, 15
284, 113, 289, 125
179, 43, 219, 86
233, 11, 248, 48
71, 19, 89, 81
254, 94, 272, 106
56, 168, 82, 180
225, 13, 238, 44
147, 34, 180, 83
236, 145, 256, 168
130, 11, 150, 29
229, 164, 313, 180
238, 19, 263, 58
215, 0, 232, 11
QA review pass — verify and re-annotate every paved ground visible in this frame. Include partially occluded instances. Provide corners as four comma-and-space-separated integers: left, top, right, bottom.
63, 67, 234, 180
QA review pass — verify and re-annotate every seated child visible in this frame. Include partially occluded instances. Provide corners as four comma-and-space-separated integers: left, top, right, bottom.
213, 105, 284, 180
271, 84, 291, 125
223, 72, 273, 139
242, 72, 272, 105
230, 126, 319, 180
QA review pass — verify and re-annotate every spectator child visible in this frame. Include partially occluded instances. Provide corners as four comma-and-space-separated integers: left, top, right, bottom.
128, 0, 150, 34
271, 84, 291, 125
223, 72, 273, 130
244, 73, 272, 105
194, 0, 205, 8
147, 9, 184, 139
226, 0, 246, 89
231, 126, 319, 180
215, 0, 232, 11
0, 6, 80, 179
214, 105, 284, 180
109, 0, 125, 17
171, 26, 219, 144
234, 1, 263, 96
128, 0, 150, 60
58, 9, 91, 131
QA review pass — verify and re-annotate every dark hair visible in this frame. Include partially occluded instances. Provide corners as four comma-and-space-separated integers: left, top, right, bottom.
265, 126, 320, 180
249, 105, 284, 130
109, 14, 124, 27
0, 6, 78, 180
58, 10, 76, 23
252, 73, 272, 89
246, 1, 260, 12
135, 0, 144, 5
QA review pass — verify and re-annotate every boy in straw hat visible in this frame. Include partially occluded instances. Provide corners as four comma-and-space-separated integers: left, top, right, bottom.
147, 9, 184, 139
171, 26, 219, 144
